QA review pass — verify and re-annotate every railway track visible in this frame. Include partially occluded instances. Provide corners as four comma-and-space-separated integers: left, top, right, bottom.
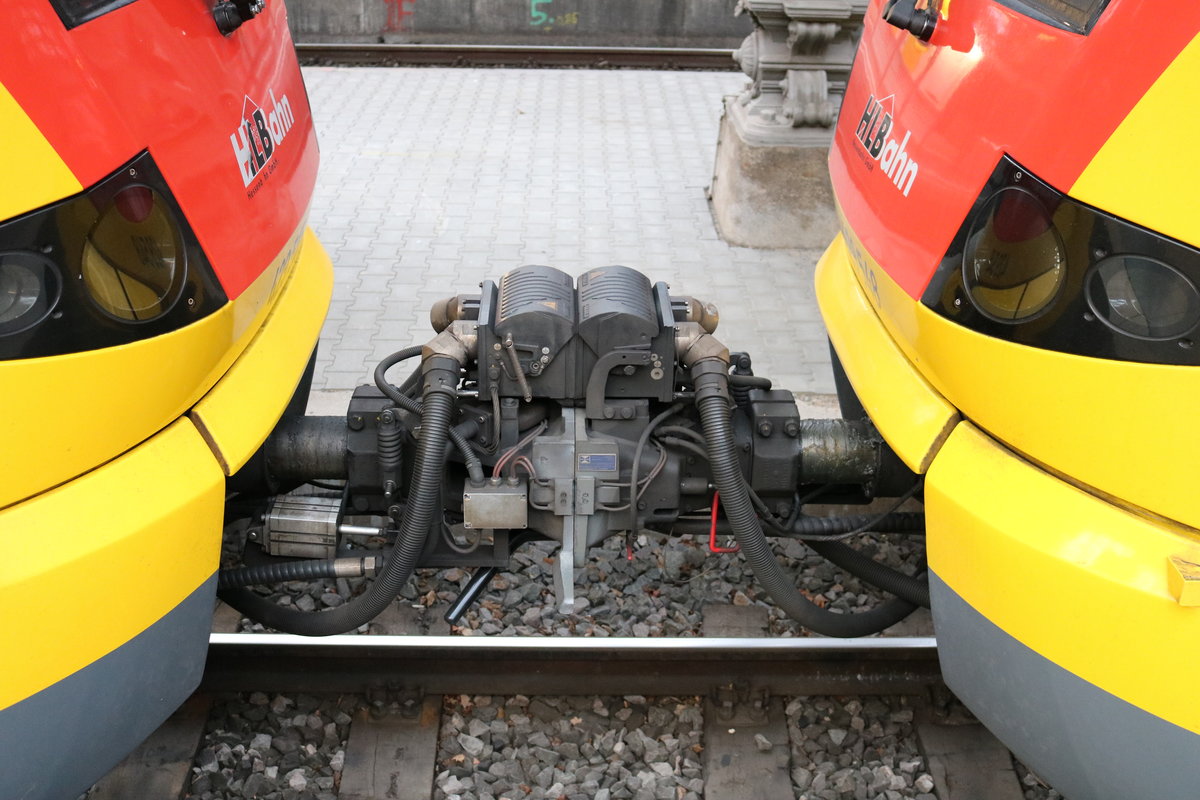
85, 610, 1045, 800
295, 43, 738, 71
201, 632, 941, 696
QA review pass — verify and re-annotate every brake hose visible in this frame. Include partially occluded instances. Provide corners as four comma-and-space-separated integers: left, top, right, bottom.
218, 354, 463, 635
690, 359, 915, 636
374, 345, 485, 485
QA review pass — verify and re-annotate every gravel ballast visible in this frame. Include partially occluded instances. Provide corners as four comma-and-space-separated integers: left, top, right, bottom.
433, 695, 705, 800
233, 527, 929, 639
187, 693, 355, 800
785, 695, 935, 800
182, 690, 1070, 800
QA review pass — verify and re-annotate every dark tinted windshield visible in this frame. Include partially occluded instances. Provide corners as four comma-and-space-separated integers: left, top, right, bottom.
993, 0, 1111, 34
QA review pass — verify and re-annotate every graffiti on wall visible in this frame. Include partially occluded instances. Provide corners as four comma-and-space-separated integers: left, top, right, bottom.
384, 0, 415, 32
530, 0, 579, 29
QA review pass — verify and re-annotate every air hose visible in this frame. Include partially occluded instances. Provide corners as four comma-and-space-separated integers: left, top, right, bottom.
218, 355, 463, 635
788, 512, 925, 535
218, 555, 385, 591
374, 345, 485, 485
804, 539, 930, 607
690, 359, 915, 636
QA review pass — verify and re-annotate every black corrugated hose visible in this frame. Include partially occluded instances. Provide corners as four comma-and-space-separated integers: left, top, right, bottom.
219, 558, 343, 589
690, 361, 916, 636
217, 355, 462, 635
805, 539, 929, 607
788, 512, 925, 535
373, 345, 485, 485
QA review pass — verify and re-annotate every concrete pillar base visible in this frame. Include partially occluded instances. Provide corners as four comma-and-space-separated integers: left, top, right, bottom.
709, 96, 837, 250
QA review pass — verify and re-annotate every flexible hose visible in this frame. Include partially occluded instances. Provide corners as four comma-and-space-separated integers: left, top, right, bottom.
691, 362, 914, 636
673, 512, 924, 538
728, 374, 772, 389
374, 346, 424, 413
805, 540, 930, 607
218, 556, 387, 591
672, 511, 928, 605
219, 558, 341, 589
789, 512, 925, 535
218, 357, 461, 635
373, 346, 485, 484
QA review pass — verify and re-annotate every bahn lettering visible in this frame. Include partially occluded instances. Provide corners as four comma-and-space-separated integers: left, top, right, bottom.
854, 94, 918, 197
231, 89, 294, 190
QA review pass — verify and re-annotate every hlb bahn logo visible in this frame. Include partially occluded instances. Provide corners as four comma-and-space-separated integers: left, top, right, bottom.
230, 89, 295, 195
854, 94, 919, 198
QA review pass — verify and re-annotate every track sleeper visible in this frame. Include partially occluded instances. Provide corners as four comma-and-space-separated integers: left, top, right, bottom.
915, 713, 1025, 800
339, 696, 442, 800
701, 603, 792, 800
86, 695, 210, 800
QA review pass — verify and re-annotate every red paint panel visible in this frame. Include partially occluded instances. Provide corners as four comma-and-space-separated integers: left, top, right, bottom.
831, 0, 1200, 299
0, 0, 318, 300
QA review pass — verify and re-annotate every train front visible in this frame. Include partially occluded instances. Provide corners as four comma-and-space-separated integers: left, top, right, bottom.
0, 1, 331, 796
819, 1, 1200, 797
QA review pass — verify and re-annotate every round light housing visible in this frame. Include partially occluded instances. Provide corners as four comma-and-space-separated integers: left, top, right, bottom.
962, 187, 1066, 323
1086, 255, 1200, 341
81, 186, 185, 322
0, 252, 60, 336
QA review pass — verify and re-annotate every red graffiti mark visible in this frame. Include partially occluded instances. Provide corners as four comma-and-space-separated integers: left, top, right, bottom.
384, 0, 415, 32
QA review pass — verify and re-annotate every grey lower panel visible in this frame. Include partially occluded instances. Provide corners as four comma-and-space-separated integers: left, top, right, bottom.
931, 573, 1200, 800
0, 575, 215, 800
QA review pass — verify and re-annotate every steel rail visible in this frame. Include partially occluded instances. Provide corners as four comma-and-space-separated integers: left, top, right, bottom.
295, 43, 738, 71
203, 633, 941, 696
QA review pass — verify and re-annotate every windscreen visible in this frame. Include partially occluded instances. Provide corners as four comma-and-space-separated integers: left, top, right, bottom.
993, 0, 1110, 34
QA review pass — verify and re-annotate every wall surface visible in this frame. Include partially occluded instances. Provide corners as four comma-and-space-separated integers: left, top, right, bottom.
283, 0, 752, 47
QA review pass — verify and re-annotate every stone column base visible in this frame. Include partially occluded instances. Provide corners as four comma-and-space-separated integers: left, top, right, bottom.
709, 97, 838, 249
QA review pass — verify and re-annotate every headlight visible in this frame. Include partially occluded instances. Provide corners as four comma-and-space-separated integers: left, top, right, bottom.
962, 187, 1066, 323
1086, 255, 1200, 341
82, 186, 186, 323
922, 155, 1200, 366
0, 151, 226, 360
0, 253, 60, 336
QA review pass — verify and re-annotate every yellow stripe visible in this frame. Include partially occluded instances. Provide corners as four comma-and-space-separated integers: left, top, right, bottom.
0, 419, 223, 710
815, 232, 959, 472
927, 423, 1200, 734
0, 83, 81, 220
1071, 32, 1200, 247
190, 228, 333, 474
909, 302, 1200, 530
0, 304, 237, 509
834, 212, 1200, 531
0, 224, 310, 510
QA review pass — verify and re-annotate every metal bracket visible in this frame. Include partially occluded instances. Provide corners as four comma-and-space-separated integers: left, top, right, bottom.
711, 680, 771, 725
366, 683, 426, 720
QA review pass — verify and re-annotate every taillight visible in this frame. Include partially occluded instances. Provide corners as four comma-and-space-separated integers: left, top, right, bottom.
922, 155, 1200, 365
0, 151, 226, 360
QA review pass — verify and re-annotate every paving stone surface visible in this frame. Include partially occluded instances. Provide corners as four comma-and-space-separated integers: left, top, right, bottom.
301, 66, 834, 400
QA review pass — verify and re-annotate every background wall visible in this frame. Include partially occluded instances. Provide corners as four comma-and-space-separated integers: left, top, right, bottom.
283, 0, 751, 47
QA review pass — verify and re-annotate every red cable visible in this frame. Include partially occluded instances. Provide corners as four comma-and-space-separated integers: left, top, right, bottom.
708, 491, 739, 553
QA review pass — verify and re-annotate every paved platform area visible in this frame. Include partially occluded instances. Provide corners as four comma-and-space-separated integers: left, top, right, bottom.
302, 66, 835, 408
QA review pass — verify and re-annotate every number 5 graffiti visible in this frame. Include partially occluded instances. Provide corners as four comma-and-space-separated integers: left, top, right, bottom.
530, 0, 551, 25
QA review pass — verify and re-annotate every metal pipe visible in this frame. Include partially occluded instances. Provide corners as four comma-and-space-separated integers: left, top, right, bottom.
265, 416, 349, 481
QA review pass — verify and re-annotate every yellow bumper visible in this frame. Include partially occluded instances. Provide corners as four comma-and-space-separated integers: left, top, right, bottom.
816, 231, 1200, 737
927, 423, 1200, 735
814, 234, 958, 472
0, 229, 332, 711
